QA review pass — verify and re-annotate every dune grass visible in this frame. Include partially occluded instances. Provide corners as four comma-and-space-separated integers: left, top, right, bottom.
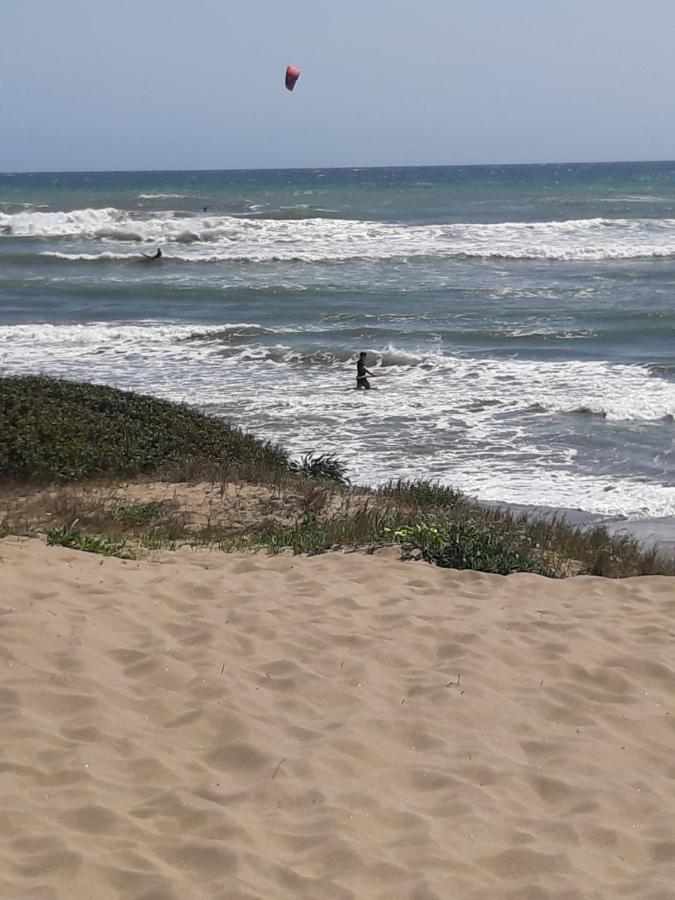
1, 377, 673, 578
229, 478, 672, 577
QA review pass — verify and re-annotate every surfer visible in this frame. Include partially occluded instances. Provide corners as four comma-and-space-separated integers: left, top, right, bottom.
356, 351, 374, 390
142, 247, 162, 260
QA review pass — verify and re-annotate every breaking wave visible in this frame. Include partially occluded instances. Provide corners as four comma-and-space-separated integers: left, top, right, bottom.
5, 208, 675, 262
2, 320, 672, 427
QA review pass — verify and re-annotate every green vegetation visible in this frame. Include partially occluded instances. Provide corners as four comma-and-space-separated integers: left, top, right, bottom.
239, 512, 552, 576
374, 481, 669, 578
0, 375, 290, 483
113, 501, 164, 526
238, 510, 391, 556
1, 376, 672, 578
289, 452, 350, 485
377, 479, 464, 510
238, 489, 671, 578
385, 521, 553, 576
46, 527, 133, 559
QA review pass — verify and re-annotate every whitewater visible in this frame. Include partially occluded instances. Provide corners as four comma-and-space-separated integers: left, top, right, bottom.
6, 207, 675, 262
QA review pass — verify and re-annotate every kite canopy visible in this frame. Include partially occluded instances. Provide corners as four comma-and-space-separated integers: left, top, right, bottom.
285, 66, 300, 91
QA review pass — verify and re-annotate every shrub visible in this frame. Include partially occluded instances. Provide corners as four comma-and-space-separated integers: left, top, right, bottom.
387, 520, 554, 576
288, 452, 350, 485
0, 376, 290, 482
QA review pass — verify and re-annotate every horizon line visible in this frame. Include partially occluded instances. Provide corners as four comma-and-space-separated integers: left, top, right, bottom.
3, 158, 675, 176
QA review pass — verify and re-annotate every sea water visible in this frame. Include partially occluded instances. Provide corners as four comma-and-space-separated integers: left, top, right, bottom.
1, 163, 674, 522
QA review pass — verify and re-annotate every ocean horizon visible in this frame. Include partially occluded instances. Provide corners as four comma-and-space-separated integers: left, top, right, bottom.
1, 161, 673, 536
6, 156, 675, 174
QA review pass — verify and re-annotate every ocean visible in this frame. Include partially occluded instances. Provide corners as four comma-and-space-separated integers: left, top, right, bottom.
1, 162, 674, 526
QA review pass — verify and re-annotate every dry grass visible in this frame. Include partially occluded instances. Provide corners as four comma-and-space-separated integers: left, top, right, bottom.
2, 377, 671, 578
2, 477, 672, 578
0, 476, 346, 544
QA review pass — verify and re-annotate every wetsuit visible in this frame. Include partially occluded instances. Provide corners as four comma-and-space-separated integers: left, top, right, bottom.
356, 358, 371, 389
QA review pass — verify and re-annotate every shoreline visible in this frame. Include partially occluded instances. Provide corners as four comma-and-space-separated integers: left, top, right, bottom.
489, 500, 675, 560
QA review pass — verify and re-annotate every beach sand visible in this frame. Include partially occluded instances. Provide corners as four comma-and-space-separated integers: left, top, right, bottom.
1, 537, 674, 899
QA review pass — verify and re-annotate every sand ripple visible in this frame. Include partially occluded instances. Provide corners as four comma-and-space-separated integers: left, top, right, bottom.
0, 538, 674, 898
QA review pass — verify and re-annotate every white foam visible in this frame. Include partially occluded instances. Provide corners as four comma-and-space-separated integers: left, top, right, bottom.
5, 208, 675, 262
42, 251, 139, 261
138, 193, 192, 200
1, 325, 672, 422
1, 322, 673, 518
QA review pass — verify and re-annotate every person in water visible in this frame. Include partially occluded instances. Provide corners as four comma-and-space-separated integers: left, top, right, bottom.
142, 247, 162, 259
356, 351, 374, 389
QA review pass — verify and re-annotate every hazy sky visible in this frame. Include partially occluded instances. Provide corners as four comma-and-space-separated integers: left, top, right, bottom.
3, 0, 675, 171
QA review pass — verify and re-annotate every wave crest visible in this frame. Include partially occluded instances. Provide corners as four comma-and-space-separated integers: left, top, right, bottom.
7, 209, 675, 262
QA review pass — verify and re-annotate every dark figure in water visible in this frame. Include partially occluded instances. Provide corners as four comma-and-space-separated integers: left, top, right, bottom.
142, 247, 162, 260
356, 351, 373, 389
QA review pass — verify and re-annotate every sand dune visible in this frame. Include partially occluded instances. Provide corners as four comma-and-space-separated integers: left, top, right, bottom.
1, 537, 674, 899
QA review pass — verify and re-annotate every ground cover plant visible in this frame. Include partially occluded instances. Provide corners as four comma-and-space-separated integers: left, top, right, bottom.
46, 526, 133, 559
0, 375, 290, 483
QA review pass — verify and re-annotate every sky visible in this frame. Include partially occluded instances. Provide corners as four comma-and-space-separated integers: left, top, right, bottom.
3, 0, 675, 171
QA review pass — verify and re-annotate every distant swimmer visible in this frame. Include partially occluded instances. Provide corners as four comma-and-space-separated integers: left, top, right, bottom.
142, 247, 162, 260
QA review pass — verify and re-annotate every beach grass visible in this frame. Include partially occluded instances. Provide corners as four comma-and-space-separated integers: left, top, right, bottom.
1, 376, 672, 578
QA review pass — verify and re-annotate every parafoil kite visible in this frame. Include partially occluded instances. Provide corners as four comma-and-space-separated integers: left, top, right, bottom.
285, 66, 300, 91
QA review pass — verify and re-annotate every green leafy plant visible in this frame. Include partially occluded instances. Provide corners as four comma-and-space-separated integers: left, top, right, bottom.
46, 527, 134, 559
386, 519, 554, 576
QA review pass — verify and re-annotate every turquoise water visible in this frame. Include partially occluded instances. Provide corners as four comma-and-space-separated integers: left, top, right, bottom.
1, 163, 674, 518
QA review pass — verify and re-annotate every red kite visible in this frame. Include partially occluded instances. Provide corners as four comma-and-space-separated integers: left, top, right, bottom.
285, 66, 300, 91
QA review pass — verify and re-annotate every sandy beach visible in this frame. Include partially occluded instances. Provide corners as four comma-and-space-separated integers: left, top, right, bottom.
1, 537, 674, 899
